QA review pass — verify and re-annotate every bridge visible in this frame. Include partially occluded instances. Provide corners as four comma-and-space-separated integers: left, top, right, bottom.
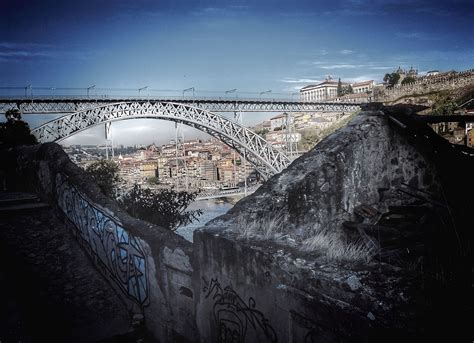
195, 184, 260, 200
0, 96, 362, 179
0, 96, 362, 113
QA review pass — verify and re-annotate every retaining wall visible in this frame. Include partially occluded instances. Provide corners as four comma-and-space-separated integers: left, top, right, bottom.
374, 69, 474, 102
1, 143, 196, 341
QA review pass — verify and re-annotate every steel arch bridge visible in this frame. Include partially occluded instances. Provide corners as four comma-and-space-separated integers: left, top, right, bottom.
31, 101, 292, 179
0, 97, 362, 114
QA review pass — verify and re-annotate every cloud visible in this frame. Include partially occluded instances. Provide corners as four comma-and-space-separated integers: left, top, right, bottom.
319, 64, 359, 69
282, 85, 305, 92
395, 31, 440, 40
316, 63, 393, 70
0, 51, 51, 58
0, 41, 104, 62
0, 42, 52, 49
339, 49, 353, 55
347, 75, 379, 82
191, 5, 249, 16
280, 77, 322, 84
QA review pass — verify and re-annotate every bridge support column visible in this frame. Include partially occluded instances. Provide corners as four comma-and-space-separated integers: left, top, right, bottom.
104, 122, 114, 160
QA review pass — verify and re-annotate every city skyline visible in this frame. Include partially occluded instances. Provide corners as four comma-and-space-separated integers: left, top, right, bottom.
1, 0, 473, 145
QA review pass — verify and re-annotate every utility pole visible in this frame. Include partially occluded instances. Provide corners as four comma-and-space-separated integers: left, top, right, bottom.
175, 122, 179, 191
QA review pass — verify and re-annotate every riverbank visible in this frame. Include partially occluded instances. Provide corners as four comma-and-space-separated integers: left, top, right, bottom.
175, 196, 241, 242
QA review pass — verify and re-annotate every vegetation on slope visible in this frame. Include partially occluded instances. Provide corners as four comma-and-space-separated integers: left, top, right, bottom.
299, 110, 359, 151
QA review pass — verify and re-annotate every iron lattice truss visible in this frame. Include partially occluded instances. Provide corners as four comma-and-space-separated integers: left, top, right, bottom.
0, 98, 362, 113
31, 102, 292, 179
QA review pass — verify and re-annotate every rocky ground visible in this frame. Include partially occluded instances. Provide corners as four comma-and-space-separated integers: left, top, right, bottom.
0, 192, 155, 342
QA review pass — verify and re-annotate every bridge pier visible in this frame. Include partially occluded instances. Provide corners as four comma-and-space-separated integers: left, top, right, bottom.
104, 122, 114, 160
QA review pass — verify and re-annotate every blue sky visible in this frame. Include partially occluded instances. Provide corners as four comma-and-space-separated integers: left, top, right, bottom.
1, 0, 473, 145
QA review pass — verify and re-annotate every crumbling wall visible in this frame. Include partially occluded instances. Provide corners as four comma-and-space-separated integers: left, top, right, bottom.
0, 143, 197, 342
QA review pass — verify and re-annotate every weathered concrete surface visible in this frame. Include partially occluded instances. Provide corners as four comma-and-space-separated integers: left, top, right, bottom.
193, 228, 418, 342
1, 144, 197, 342
210, 111, 440, 240
0, 202, 132, 342
195, 109, 471, 342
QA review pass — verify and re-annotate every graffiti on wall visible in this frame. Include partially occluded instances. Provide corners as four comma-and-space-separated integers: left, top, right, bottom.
55, 173, 149, 306
203, 278, 277, 343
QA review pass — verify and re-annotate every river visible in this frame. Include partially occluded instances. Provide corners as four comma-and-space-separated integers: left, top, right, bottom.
175, 197, 240, 242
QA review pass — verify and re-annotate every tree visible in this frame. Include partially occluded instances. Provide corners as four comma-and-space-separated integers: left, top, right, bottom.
347, 84, 353, 94
401, 76, 416, 85
85, 160, 121, 198
147, 176, 159, 185
383, 73, 401, 88
337, 78, 343, 97
119, 184, 202, 230
341, 84, 354, 95
431, 94, 457, 116
255, 128, 269, 137
0, 109, 38, 148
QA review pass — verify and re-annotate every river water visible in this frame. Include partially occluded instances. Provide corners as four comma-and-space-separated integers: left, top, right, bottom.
175, 198, 238, 242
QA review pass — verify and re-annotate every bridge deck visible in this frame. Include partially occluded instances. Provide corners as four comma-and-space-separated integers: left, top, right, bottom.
0, 97, 363, 113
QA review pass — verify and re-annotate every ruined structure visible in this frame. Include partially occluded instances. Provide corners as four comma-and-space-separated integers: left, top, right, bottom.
0, 106, 471, 342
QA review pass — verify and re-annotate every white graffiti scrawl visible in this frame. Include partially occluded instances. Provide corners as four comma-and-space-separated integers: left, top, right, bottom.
55, 173, 149, 306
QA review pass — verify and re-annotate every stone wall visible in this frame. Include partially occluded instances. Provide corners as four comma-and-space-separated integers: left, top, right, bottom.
374, 69, 474, 102
193, 228, 416, 342
1, 143, 197, 341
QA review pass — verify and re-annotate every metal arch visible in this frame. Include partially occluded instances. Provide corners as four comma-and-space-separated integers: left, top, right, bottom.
31, 101, 291, 179
0, 98, 362, 114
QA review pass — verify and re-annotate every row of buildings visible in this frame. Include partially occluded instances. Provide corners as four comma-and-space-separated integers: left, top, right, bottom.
299, 76, 375, 102
298, 66, 443, 103
71, 139, 258, 191
252, 111, 344, 150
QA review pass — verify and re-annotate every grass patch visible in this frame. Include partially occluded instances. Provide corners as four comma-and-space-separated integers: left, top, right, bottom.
301, 232, 373, 263
236, 215, 285, 240
235, 215, 374, 263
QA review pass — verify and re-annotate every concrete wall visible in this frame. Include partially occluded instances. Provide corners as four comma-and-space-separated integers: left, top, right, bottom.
1, 143, 197, 342
192, 227, 416, 342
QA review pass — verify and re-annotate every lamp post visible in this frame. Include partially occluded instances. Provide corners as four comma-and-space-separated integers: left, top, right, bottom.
183, 87, 194, 99
138, 86, 148, 98
225, 88, 237, 99
25, 84, 32, 97
87, 85, 96, 98
259, 89, 271, 99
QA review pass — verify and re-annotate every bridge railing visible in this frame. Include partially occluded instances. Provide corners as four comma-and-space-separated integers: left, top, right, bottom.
0, 94, 364, 104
